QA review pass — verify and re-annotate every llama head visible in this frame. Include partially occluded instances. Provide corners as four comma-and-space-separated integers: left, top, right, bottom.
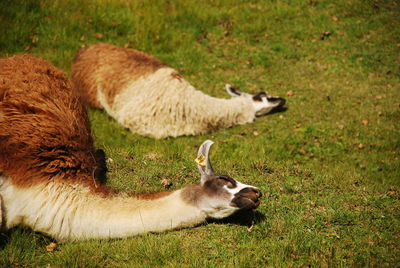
192, 140, 262, 219
225, 84, 286, 116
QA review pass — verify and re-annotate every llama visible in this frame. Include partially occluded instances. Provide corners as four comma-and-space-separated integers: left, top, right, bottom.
71, 43, 285, 139
0, 55, 262, 241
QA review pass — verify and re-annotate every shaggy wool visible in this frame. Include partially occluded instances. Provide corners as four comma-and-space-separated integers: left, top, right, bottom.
0, 55, 261, 240
72, 43, 256, 139
0, 54, 106, 191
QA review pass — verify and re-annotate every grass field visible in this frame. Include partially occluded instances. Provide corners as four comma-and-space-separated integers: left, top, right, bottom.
1, 0, 399, 266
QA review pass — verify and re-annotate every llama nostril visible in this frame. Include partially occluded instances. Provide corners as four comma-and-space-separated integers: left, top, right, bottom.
253, 188, 262, 198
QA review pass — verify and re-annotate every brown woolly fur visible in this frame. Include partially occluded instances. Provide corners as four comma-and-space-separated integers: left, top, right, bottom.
181, 184, 203, 206
0, 55, 261, 241
72, 43, 166, 108
0, 54, 106, 191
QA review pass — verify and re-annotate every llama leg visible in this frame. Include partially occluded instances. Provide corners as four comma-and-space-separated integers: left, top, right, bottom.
225, 84, 285, 116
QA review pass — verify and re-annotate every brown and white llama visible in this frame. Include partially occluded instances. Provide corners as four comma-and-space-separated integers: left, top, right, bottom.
71, 43, 285, 139
0, 55, 262, 241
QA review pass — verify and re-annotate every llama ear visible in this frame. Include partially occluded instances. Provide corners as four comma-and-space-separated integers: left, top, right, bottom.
196, 140, 215, 184
225, 84, 252, 98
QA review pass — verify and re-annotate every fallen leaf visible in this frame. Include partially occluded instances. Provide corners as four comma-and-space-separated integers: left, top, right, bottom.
332, 15, 339, 22
31, 36, 39, 44
161, 178, 172, 188
294, 42, 301, 47
320, 31, 331, 40
95, 33, 104, 39
338, 124, 344, 130
358, 144, 364, 149
387, 188, 398, 199
253, 130, 260, 136
145, 152, 162, 161
245, 59, 252, 65
361, 120, 369, 126
247, 221, 255, 232
298, 148, 307, 154
286, 90, 294, 96
46, 242, 58, 252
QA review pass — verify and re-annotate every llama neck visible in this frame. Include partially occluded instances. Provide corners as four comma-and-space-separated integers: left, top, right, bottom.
1, 178, 206, 240
108, 67, 256, 138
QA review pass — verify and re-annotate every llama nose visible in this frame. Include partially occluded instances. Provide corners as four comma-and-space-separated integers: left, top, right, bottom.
238, 187, 262, 198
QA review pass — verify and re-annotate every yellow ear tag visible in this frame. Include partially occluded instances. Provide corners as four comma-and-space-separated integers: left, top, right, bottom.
195, 154, 206, 166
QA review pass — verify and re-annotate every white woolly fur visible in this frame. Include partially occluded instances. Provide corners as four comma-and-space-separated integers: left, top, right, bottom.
0, 176, 205, 240
98, 67, 256, 139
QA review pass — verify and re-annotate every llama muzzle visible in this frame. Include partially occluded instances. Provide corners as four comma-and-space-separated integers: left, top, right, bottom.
230, 187, 262, 210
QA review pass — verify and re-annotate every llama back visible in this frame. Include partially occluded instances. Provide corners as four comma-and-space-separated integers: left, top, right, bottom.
0, 55, 105, 188
72, 43, 166, 109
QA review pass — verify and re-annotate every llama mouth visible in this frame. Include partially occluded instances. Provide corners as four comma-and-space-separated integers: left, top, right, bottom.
230, 196, 260, 210
252, 92, 286, 108
267, 96, 286, 108
253, 92, 286, 116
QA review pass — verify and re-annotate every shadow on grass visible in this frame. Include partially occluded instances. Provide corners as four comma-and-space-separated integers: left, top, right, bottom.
0, 211, 265, 246
0, 230, 10, 250
0, 227, 54, 250
210, 210, 266, 227
269, 105, 288, 115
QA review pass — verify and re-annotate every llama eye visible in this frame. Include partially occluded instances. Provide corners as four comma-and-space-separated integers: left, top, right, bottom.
219, 176, 236, 188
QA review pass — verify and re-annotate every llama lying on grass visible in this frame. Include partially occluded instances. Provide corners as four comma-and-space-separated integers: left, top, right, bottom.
0, 55, 262, 241
72, 43, 285, 139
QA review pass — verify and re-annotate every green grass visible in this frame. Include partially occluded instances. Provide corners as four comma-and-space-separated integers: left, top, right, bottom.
1, 0, 399, 266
